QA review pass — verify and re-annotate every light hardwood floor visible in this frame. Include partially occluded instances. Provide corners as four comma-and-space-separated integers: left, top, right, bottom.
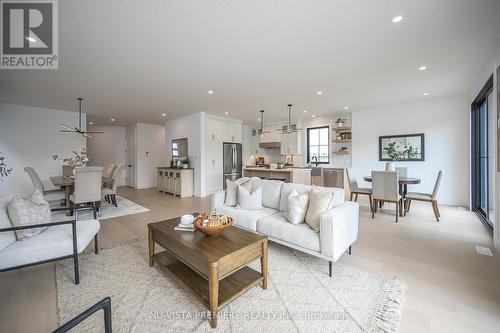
0, 187, 499, 332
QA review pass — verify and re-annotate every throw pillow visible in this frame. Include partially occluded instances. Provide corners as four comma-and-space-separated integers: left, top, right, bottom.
285, 189, 309, 224
7, 190, 51, 240
305, 187, 334, 232
225, 178, 251, 206
237, 185, 263, 210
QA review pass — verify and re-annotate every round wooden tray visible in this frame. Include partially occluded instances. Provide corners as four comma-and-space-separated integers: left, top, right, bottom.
194, 215, 234, 237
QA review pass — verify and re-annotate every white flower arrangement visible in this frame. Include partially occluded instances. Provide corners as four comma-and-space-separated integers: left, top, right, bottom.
61, 148, 89, 167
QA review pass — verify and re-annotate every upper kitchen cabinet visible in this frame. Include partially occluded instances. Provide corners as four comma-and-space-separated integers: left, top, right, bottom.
280, 126, 302, 155
206, 115, 242, 143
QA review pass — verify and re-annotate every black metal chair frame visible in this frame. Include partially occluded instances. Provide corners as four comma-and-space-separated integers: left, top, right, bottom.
53, 297, 112, 333
0, 205, 99, 285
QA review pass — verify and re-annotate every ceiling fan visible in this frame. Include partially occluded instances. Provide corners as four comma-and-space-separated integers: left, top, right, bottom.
257, 110, 270, 136
59, 98, 103, 138
277, 104, 303, 134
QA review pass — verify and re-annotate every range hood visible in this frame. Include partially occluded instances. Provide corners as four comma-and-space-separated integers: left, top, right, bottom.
259, 141, 281, 149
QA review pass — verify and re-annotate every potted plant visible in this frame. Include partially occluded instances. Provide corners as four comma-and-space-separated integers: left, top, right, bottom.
335, 118, 346, 127
0, 152, 12, 181
276, 160, 285, 169
181, 158, 190, 169
61, 148, 90, 176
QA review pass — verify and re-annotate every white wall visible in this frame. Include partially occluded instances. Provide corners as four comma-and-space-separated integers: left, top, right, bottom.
165, 112, 205, 196
134, 123, 166, 189
351, 95, 469, 207
86, 125, 127, 186
0, 103, 86, 196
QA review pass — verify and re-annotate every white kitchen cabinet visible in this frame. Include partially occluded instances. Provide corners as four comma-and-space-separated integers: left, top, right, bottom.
280, 131, 301, 155
206, 142, 223, 168
206, 116, 242, 143
250, 131, 260, 155
206, 168, 223, 194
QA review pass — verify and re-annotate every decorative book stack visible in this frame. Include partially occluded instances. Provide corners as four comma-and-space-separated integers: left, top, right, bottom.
174, 214, 196, 232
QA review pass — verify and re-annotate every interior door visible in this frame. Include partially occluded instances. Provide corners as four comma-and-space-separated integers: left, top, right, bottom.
126, 128, 136, 188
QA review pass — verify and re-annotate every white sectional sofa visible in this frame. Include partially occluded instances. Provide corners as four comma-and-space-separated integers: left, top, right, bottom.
0, 194, 100, 285
211, 178, 359, 276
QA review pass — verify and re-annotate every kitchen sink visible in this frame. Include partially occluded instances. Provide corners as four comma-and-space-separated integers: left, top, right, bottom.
310, 167, 323, 176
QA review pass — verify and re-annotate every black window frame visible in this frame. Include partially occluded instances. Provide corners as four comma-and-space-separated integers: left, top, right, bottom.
307, 126, 330, 164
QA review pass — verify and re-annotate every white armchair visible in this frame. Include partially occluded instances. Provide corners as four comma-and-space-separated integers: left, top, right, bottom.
0, 195, 100, 285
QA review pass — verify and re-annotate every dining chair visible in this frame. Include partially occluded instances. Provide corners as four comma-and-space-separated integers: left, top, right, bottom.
70, 167, 103, 219
24, 167, 66, 203
105, 164, 117, 179
395, 167, 408, 178
371, 171, 403, 222
346, 168, 373, 212
102, 165, 126, 207
405, 170, 444, 222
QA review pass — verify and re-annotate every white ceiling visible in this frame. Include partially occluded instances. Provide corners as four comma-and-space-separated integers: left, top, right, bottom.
1, 0, 500, 126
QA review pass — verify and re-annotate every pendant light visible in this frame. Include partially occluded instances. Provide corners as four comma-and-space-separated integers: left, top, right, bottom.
277, 104, 303, 134
59, 98, 104, 138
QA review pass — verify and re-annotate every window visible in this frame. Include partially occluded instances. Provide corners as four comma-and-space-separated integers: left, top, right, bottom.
307, 126, 330, 164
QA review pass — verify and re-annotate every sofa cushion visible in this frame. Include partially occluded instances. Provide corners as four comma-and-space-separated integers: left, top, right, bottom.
279, 183, 312, 212
0, 195, 16, 252
237, 185, 263, 210
214, 205, 278, 231
317, 186, 345, 208
285, 189, 309, 224
251, 178, 283, 210
257, 213, 320, 252
0, 219, 100, 270
7, 190, 51, 240
305, 187, 334, 232
225, 177, 251, 206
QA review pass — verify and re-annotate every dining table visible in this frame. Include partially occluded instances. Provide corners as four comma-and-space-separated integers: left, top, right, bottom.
363, 176, 421, 216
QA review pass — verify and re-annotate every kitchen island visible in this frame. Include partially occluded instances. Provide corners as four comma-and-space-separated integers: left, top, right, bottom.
243, 167, 311, 185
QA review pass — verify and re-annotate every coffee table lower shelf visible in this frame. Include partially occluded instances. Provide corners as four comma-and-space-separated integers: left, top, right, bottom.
155, 251, 264, 310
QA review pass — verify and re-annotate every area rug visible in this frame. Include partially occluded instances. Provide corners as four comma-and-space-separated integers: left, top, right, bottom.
52, 195, 149, 221
56, 240, 407, 333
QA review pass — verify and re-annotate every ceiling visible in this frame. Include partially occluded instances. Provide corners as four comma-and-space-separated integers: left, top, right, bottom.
1, 0, 500, 126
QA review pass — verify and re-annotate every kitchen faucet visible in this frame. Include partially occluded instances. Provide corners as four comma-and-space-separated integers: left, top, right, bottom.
311, 156, 319, 167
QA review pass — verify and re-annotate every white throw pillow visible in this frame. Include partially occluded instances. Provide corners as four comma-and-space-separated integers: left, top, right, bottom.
285, 189, 309, 224
7, 190, 51, 240
237, 185, 263, 210
225, 178, 251, 206
305, 187, 334, 232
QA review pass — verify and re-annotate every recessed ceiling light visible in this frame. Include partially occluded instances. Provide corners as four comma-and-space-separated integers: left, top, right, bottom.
423, 92, 429, 96
225, 112, 229, 115
419, 65, 427, 71
25, 36, 36, 42
257, 118, 261, 121
316, 91, 323, 95
392, 16, 403, 23
312, 115, 316, 118
88, 122, 94, 125
208, 90, 213, 94
110, 118, 115, 122
344, 106, 349, 110
303, 110, 307, 113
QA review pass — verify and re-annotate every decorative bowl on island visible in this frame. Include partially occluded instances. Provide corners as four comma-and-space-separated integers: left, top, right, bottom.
193, 213, 234, 237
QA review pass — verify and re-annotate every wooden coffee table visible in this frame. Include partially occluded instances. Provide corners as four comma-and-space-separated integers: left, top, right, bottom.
148, 216, 268, 328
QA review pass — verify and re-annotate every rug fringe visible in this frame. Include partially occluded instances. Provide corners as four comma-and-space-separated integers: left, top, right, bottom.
367, 277, 407, 333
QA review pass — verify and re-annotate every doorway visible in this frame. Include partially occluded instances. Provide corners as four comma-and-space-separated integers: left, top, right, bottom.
126, 128, 136, 188
471, 75, 494, 231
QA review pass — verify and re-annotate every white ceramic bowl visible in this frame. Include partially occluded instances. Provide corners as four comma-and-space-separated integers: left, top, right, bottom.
180, 214, 195, 225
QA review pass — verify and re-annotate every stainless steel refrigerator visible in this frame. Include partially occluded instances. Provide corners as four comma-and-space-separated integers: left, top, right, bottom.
223, 143, 242, 188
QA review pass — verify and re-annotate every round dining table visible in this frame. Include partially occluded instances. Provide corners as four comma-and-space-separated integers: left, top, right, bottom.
363, 176, 421, 216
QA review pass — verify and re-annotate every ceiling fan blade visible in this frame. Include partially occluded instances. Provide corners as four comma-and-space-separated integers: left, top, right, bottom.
85, 131, 104, 134
83, 133, 92, 138
59, 130, 77, 132
59, 123, 75, 131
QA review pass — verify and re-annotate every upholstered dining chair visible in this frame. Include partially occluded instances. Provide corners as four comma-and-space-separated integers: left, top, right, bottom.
70, 167, 103, 219
346, 168, 373, 212
371, 171, 403, 222
405, 170, 444, 222
395, 167, 408, 178
24, 167, 66, 203
102, 165, 126, 207
104, 164, 117, 179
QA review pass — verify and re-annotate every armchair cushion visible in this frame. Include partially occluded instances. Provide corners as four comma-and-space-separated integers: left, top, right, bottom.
0, 219, 100, 270
7, 190, 51, 240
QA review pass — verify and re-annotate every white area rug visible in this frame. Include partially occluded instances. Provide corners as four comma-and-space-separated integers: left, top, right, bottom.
52, 196, 149, 221
56, 240, 407, 332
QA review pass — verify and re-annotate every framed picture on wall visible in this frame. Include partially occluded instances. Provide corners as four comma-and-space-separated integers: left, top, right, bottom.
379, 133, 425, 161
